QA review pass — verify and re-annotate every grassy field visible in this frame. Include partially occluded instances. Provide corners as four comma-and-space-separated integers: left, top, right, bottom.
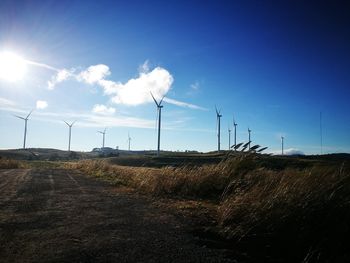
1, 149, 350, 262
66, 153, 350, 262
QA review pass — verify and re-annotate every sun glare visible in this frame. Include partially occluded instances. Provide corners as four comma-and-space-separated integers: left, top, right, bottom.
0, 51, 27, 82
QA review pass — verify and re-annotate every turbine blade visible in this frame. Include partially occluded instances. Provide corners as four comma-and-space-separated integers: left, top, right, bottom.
159, 95, 165, 106
154, 107, 159, 133
71, 120, 76, 126
26, 109, 34, 119
216, 115, 219, 133
150, 92, 159, 106
63, 120, 69, 126
14, 115, 25, 120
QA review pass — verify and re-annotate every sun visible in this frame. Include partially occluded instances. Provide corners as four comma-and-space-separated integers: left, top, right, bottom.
0, 51, 27, 82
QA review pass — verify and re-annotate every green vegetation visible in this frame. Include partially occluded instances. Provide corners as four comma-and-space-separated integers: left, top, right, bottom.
67, 154, 350, 262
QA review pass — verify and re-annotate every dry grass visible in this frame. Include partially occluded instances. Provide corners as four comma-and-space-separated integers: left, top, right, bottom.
0, 158, 27, 169
67, 155, 350, 262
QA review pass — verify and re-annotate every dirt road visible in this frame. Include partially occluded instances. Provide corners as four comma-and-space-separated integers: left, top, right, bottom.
0, 168, 235, 262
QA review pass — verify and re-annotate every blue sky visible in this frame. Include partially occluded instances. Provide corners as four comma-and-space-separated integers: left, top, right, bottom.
0, 0, 349, 154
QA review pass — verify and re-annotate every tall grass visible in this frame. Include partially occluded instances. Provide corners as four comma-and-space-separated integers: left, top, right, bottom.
67, 156, 350, 262
0, 158, 26, 169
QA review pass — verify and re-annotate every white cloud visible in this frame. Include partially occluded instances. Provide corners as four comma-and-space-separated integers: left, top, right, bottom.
106, 67, 174, 105
190, 81, 200, 91
138, 60, 150, 73
92, 104, 116, 115
284, 148, 305, 155
77, 64, 110, 84
48, 68, 73, 90
271, 148, 305, 156
47, 62, 205, 110
0, 97, 16, 107
36, 100, 48, 109
163, 97, 207, 110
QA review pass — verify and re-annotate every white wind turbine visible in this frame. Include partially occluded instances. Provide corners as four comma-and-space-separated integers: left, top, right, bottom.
128, 132, 131, 151
281, 136, 284, 155
228, 125, 231, 150
215, 107, 222, 152
233, 116, 238, 151
151, 92, 164, 157
98, 128, 107, 148
14, 109, 33, 149
64, 120, 76, 152
248, 127, 252, 150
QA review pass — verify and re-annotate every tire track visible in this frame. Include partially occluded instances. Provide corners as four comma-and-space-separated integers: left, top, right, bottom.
46, 173, 55, 208
66, 172, 86, 194
0, 169, 30, 205
0, 168, 236, 262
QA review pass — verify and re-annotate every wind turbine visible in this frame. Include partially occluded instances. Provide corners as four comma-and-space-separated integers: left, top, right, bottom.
128, 132, 131, 151
215, 107, 222, 152
320, 111, 323, 155
281, 136, 284, 155
64, 120, 75, 152
233, 116, 237, 151
248, 127, 252, 150
151, 92, 164, 157
14, 110, 33, 149
98, 128, 106, 148
228, 125, 231, 150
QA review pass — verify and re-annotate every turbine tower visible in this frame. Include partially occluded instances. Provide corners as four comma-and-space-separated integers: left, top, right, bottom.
151, 92, 164, 157
64, 120, 75, 152
215, 107, 222, 152
320, 111, 323, 155
233, 116, 237, 151
228, 126, 231, 150
98, 128, 106, 148
128, 132, 131, 151
281, 136, 284, 155
14, 110, 33, 149
248, 128, 251, 150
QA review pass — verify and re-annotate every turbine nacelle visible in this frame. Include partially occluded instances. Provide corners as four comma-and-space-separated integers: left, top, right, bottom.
64, 120, 76, 127
98, 128, 107, 135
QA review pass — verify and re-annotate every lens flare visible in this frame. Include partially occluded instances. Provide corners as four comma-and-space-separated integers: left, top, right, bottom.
0, 51, 27, 82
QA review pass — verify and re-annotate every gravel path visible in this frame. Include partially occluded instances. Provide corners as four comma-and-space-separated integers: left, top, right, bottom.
0, 168, 237, 262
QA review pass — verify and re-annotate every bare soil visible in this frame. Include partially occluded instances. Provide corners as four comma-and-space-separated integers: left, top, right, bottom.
0, 168, 237, 262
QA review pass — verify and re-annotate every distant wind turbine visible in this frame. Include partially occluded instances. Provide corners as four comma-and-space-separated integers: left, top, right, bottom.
151, 92, 164, 157
64, 120, 76, 152
215, 106, 222, 152
320, 111, 323, 155
14, 109, 33, 149
281, 136, 284, 155
233, 116, 237, 151
248, 127, 252, 150
128, 132, 131, 151
98, 128, 107, 148
228, 125, 231, 150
